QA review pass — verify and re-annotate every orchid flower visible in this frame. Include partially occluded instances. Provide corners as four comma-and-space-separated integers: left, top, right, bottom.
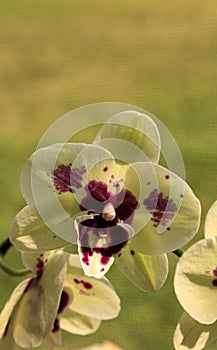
174, 200, 217, 349
10, 111, 201, 288
80, 341, 122, 350
0, 251, 120, 349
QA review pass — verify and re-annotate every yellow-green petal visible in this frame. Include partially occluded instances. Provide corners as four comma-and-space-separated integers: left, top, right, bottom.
115, 243, 168, 291
0, 280, 27, 341
127, 163, 201, 254
205, 200, 217, 238
21, 143, 115, 242
10, 206, 70, 252
174, 236, 217, 324
0, 322, 16, 350
94, 110, 160, 163
64, 254, 121, 320
12, 253, 66, 348
174, 312, 217, 350
60, 308, 101, 336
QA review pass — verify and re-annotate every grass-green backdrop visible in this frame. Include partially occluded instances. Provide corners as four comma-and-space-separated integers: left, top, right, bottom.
1, 0, 217, 349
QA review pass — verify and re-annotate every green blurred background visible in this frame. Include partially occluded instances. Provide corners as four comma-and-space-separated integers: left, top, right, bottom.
1, 0, 217, 349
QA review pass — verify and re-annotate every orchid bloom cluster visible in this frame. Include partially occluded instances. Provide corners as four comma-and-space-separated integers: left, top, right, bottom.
0, 250, 120, 349
0, 108, 207, 349
173, 200, 217, 350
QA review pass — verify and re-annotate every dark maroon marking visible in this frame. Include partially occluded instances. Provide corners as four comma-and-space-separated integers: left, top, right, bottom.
213, 268, 217, 277
82, 281, 93, 290
74, 278, 80, 284
78, 180, 138, 260
24, 257, 47, 293
53, 164, 86, 194
100, 268, 105, 272
118, 253, 122, 257
115, 189, 138, 223
101, 256, 110, 265
103, 166, 108, 172
167, 227, 171, 231
144, 189, 177, 227
36, 259, 44, 270
79, 218, 131, 262
212, 279, 217, 287
52, 318, 60, 333
80, 181, 138, 223
130, 249, 135, 255
58, 290, 70, 314
111, 175, 114, 179
24, 278, 35, 293
3, 318, 11, 337
180, 194, 184, 198
165, 175, 170, 179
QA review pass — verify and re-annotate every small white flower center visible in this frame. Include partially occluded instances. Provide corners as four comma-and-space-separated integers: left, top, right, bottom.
102, 202, 116, 221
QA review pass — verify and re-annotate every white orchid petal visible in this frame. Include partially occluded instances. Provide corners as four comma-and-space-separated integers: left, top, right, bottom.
12, 253, 66, 348
127, 163, 201, 254
94, 110, 160, 163
174, 236, 217, 324
60, 308, 101, 335
174, 312, 217, 350
10, 206, 69, 252
116, 244, 168, 291
0, 279, 28, 340
205, 200, 217, 238
64, 254, 121, 320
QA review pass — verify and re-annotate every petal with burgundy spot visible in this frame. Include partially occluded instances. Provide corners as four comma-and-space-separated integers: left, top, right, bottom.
64, 254, 121, 320
174, 236, 217, 324
12, 253, 66, 348
126, 163, 201, 255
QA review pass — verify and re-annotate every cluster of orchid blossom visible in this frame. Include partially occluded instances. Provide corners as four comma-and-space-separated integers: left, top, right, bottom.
0, 108, 212, 350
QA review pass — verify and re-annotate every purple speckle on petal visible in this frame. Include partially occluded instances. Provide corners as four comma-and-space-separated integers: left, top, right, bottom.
143, 189, 177, 228
81, 250, 90, 266
130, 249, 135, 255
165, 175, 170, 180
53, 164, 86, 194
74, 278, 80, 284
82, 281, 93, 290
167, 227, 171, 231
213, 267, 217, 277
101, 256, 110, 265
103, 166, 108, 172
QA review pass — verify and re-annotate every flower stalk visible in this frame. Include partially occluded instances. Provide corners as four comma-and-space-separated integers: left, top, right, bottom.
0, 237, 30, 277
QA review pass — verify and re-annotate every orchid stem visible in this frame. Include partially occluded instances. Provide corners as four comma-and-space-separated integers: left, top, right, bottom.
0, 238, 12, 256
0, 237, 31, 277
172, 249, 184, 258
